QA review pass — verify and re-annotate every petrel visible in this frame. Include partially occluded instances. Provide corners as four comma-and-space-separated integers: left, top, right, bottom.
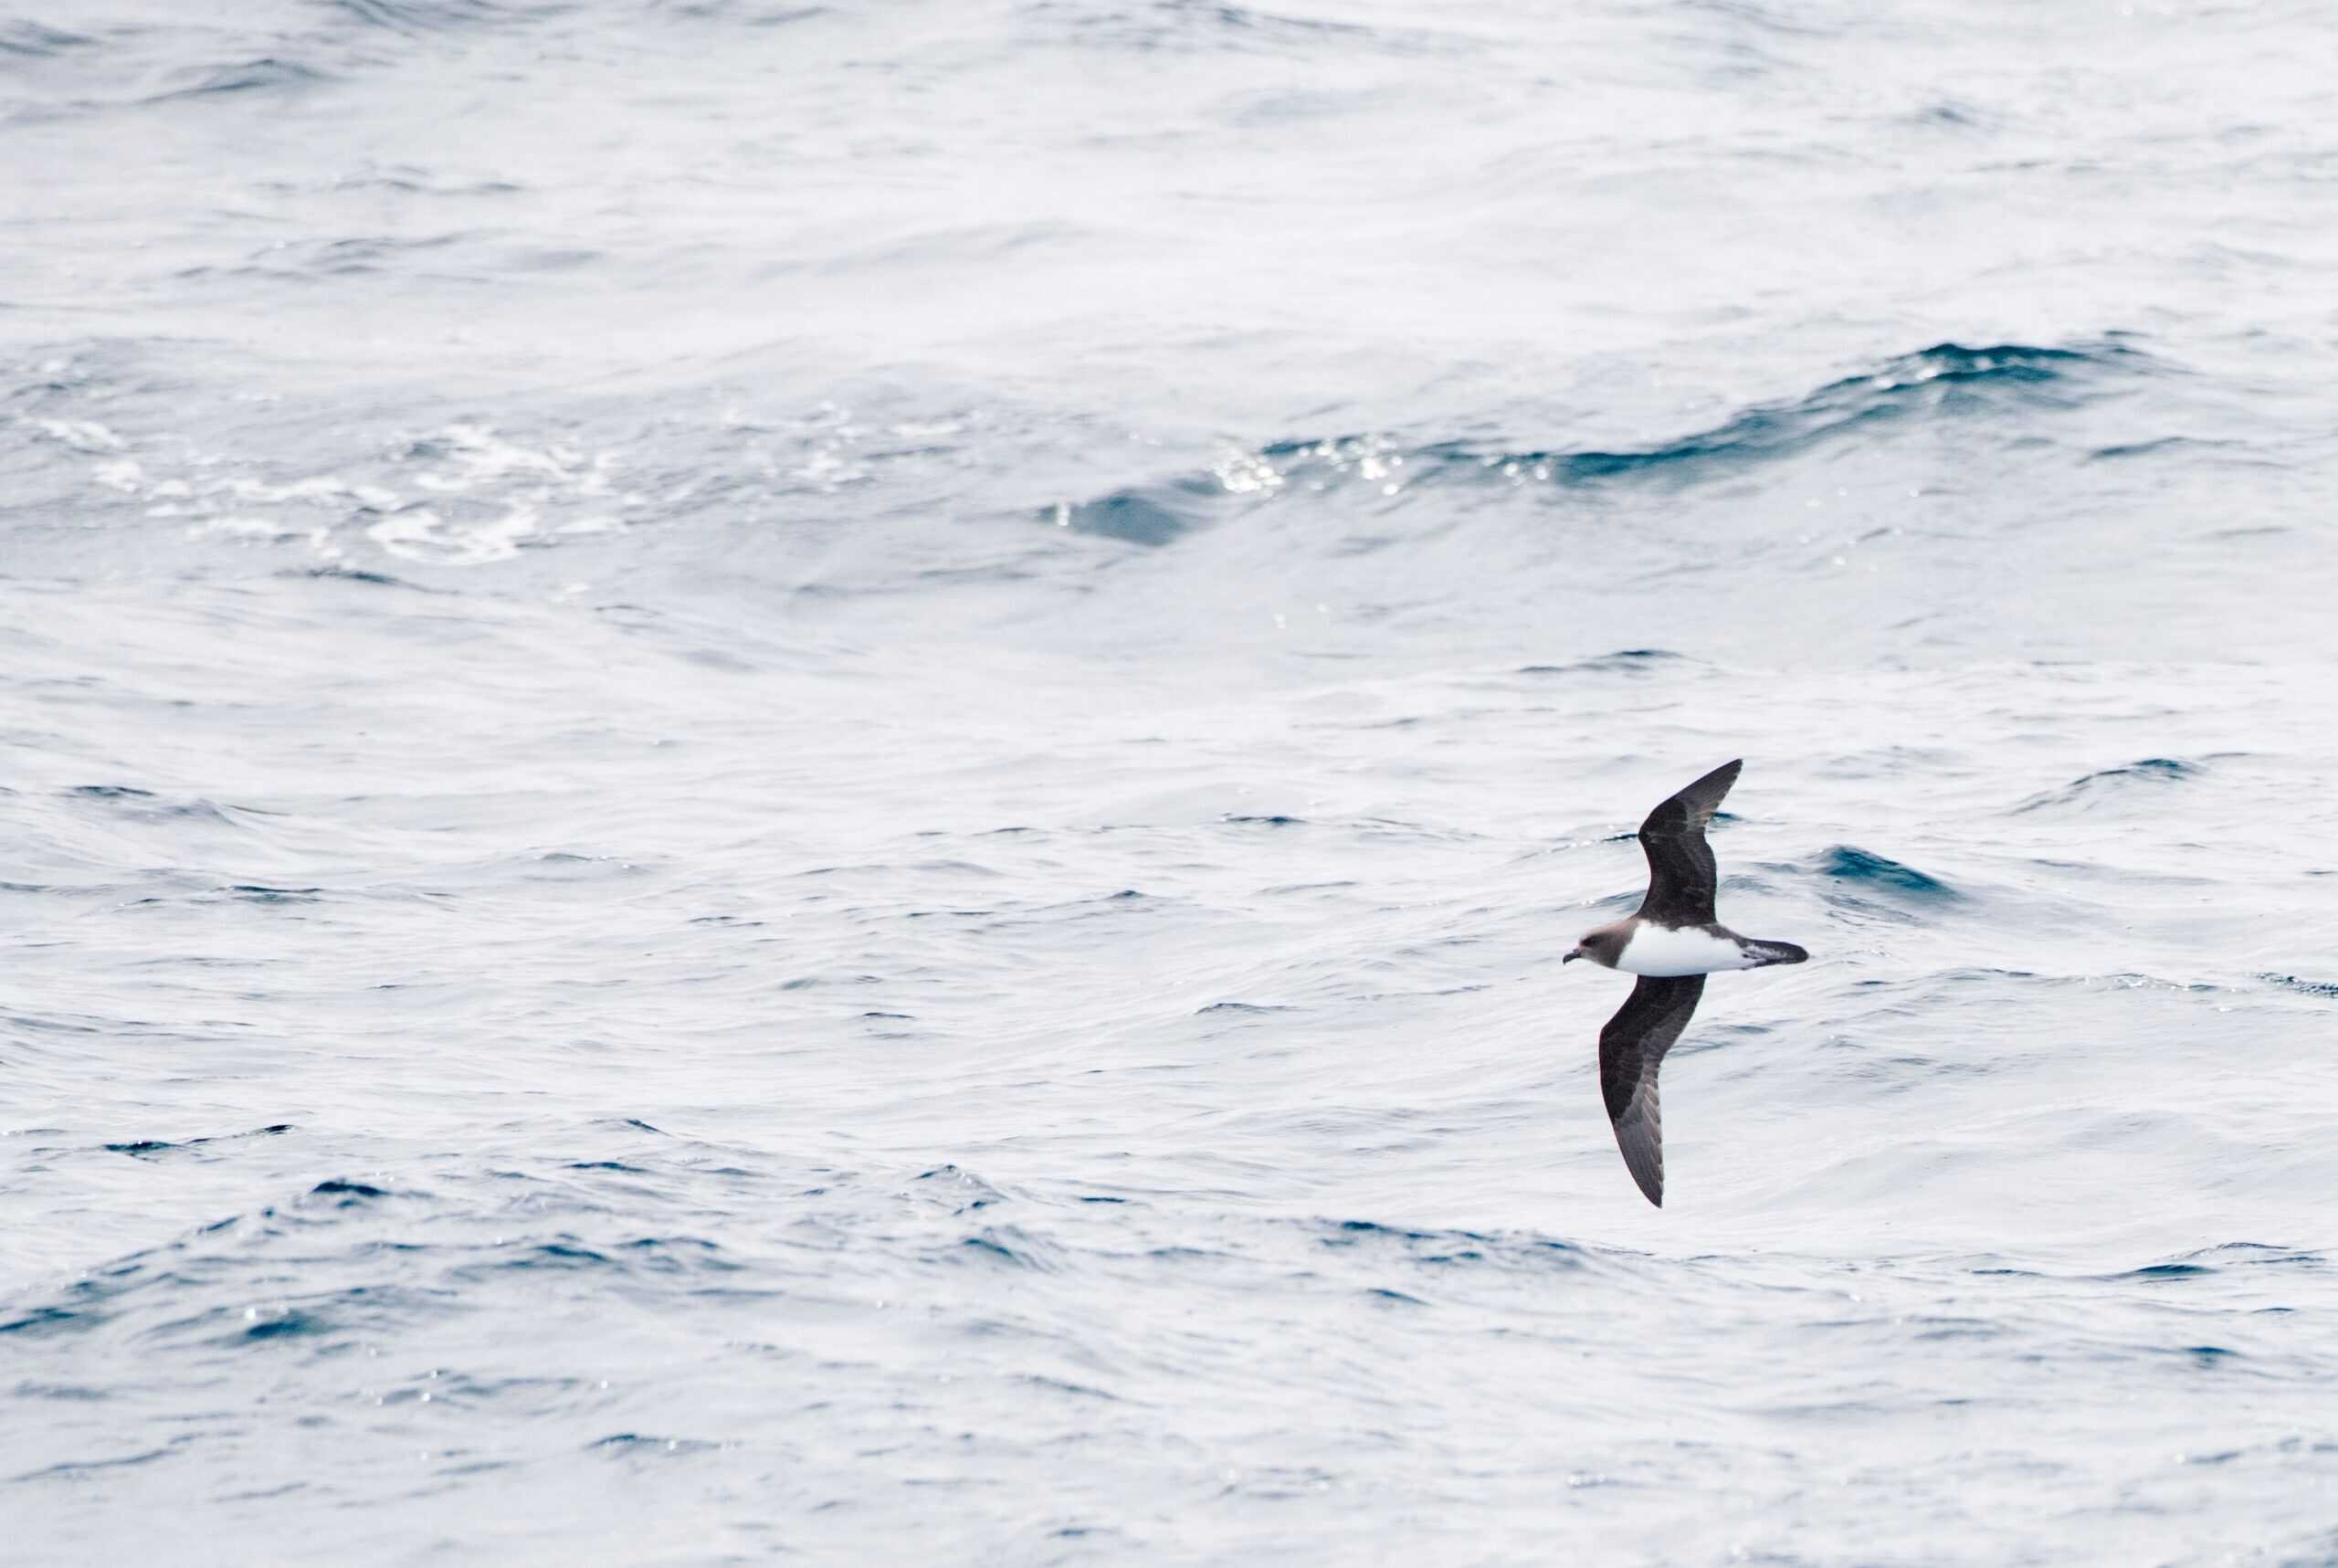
1564, 760, 1806, 1206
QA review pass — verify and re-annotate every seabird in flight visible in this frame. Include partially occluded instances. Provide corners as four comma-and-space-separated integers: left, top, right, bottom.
1564, 760, 1807, 1206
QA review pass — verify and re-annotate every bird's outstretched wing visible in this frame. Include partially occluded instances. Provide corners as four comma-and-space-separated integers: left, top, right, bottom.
1598, 974, 1706, 1207
1635, 759, 1741, 927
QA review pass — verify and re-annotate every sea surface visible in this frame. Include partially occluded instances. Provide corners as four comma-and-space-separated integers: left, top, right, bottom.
5, 2, 2337, 1563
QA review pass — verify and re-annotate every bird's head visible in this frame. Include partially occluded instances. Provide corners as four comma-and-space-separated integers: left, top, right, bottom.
1564, 923, 1629, 969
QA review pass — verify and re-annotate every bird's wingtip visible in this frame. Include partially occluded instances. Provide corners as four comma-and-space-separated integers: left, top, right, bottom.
1690, 758, 1743, 795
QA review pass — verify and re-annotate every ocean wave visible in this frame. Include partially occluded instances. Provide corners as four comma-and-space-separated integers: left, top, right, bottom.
146, 58, 333, 103
0, 21, 94, 57
101, 1126, 296, 1161
1045, 341, 2143, 545
326, 0, 566, 34
2015, 757, 2205, 813
1414, 342, 2130, 481
1811, 846, 1961, 901
1036, 0, 1461, 60
1518, 649, 1686, 677
1311, 1219, 1596, 1275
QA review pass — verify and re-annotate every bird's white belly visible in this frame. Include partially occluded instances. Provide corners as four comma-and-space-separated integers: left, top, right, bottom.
1616, 923, 1756, 976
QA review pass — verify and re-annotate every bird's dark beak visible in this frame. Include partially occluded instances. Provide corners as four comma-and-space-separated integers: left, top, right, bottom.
1563, 947, 1582, 964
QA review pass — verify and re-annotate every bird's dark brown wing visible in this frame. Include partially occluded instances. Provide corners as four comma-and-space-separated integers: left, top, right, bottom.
1635, 759, 1741, 927
1597, 974, 1706, 1207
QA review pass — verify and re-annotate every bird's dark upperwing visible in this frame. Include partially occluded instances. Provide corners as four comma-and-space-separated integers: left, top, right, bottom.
1598, 974, 1706, 1207
1635, 759, 1741, 926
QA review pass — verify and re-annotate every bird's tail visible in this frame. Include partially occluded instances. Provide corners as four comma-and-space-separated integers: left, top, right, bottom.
1743, 940, 1808, 967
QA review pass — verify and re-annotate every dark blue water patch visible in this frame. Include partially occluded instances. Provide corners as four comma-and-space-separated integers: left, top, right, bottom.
1519, 648, 1684, 677
2086, 436, 2242, 462
1364, 1288, 1427, 1306
12, 1446, 177, 1482
309, 1179, 389, 1203
9, 1382, 107, 1403
538, 1242, 609, 1265
625, 1238, 741, 1279
1223, 813, 1304, 826
327, 0, 570, 34
2182, 1452, 2254, 1478
0, 1306, 93, 1339
2259, 973, 2338, 998
995, 888, 1164, 927
567, 1161, 649, 1173
444, 1240, 621, 1281
2108, 1263, 2215, 1282
1400, 342, 2130, 492
105, 1123, 292, 1159
1331, 1219, 1431, 1242
1019, 1373, 1121, 1401
63, 785, 245, 825
0, 20, 94, 54
1908, 99, 1988, 130
1045, 476, 1223, 546
1416, 1245, 1486, 1266
282, 563, 430, 590
621, 1236, 726, 1257
409, 1372, 593, 1410
10, 1007, 150, 1036
1813, 846, 1961, 900
148, 58, 333, 103
226, 884, 324, 904
2091, 756, 2197, 780
2016, 757, 2203, 812
955, 1232, 1036, 1268
2175, 1242, 2323, 1268
1317, 1220, 1585, 1273
242, 1309, 332, 1342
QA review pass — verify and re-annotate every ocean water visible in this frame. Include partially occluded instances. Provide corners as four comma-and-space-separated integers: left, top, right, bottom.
5, 1, 2338, 1561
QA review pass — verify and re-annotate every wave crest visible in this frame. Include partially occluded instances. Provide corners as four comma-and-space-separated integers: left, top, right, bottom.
1044, 340, 2141, 545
